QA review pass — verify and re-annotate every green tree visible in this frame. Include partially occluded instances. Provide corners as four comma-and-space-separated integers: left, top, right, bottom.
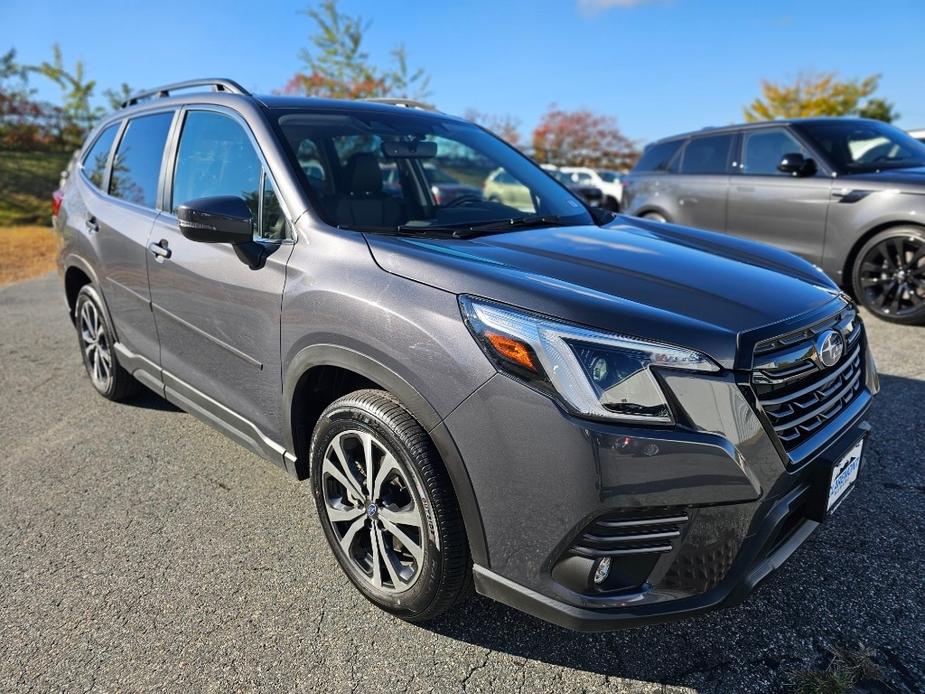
283, 0, 430, 100
103, 82, 135, 111
28, 43, 103, 148
744, 72, 897, 122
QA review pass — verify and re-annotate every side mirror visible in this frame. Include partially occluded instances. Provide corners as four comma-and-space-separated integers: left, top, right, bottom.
177, 196, 253, 243
778, 152, 816, 176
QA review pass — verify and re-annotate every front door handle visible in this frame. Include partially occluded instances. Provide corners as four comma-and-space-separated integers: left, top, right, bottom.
148, 239, 171, 262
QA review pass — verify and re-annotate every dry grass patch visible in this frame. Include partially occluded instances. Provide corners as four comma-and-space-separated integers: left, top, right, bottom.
0, 225, 60, 286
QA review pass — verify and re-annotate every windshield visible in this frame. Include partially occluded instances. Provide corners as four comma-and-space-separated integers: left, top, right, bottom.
794, 120, 925, 173
276, 110, 592, 233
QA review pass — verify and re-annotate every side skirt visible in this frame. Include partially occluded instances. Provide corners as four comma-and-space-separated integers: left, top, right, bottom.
114, 342, 299, 476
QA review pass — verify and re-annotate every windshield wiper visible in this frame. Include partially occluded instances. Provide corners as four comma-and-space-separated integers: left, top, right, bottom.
450, 215, 575, 238
337, 223, 460, 235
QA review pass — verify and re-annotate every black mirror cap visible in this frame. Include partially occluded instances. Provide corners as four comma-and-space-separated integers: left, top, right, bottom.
177, 195, 254, 243
778, 152, 816, 176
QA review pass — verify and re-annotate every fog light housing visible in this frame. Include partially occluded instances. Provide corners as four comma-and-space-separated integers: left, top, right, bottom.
593, 557, 612, 585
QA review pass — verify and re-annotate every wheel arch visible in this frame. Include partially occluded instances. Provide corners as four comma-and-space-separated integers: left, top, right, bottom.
841, 220, 925, 296
284, 343, 489, 566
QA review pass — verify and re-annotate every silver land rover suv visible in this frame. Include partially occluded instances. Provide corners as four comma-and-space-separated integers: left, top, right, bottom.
623, 117, 925, 325
55, 79, 878, 631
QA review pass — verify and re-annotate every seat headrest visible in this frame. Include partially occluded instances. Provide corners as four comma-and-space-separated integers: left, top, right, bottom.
345, 152, 383, 194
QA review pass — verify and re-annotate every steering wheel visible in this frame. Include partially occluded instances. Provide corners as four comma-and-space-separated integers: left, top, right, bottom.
443, 194, 485, 208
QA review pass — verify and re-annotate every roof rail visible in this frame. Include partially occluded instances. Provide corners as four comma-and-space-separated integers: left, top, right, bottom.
120, 78, 250, 108
364, 97, 439, 113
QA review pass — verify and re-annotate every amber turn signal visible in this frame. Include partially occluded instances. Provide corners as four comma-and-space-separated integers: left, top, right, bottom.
485, 331, 539, 373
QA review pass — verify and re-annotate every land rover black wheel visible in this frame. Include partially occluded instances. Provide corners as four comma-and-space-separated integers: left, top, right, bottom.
852, 227, 925, 324
310, 389, 471, 622
74, 285, 141, 401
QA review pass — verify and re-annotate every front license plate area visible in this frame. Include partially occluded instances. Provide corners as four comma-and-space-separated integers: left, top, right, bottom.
827, 438, 863, 513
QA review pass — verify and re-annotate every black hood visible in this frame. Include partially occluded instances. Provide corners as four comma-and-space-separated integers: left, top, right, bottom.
365, 219, 844, 368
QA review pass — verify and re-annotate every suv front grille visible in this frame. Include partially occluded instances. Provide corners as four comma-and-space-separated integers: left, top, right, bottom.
751, 307, 865, 458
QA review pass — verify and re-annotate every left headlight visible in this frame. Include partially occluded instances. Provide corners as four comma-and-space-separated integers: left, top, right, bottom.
459, 295, 720, 424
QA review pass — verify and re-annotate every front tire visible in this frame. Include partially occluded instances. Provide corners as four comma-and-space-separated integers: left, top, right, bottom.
851, 227, 925, 324
74, 285, 141, 401
310, 389, 471, 622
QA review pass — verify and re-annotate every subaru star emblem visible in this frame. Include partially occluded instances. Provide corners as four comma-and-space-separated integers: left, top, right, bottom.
816, 330, 845, 368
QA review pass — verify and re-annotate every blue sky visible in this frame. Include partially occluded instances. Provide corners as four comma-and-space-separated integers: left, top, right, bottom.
3, 0, 923, 144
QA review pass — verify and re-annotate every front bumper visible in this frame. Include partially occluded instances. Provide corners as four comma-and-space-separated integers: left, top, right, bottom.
443, 364, 874, 631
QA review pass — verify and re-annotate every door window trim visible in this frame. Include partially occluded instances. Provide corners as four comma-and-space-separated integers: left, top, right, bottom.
161, 104, 295, 244
78, 119, 125, 195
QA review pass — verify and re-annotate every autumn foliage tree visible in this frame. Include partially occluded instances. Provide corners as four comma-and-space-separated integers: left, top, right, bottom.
463, 109, 522, 147
532, 105, 638, 170
283, 0, 430, 100
744, 72, 898, 123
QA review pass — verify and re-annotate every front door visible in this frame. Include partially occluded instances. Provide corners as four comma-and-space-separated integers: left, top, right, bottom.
146, 108, 293, 453
725, 127, 832, 264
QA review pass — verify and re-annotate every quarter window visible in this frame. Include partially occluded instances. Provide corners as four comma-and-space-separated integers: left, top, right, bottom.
108, 112, 173, 208
741, 128, 807, 176
81, 123, 120, 190
633, 139, 683, 173
681, 134, 734, 174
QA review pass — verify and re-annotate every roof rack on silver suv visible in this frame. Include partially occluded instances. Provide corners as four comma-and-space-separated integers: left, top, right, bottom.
364, 97, 439, 113
120, 78, 250, 108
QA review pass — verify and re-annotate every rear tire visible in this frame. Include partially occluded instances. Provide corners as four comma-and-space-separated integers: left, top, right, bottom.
310, 389, 472, 622
851, 227, 925, 325
74, 285, 141, 401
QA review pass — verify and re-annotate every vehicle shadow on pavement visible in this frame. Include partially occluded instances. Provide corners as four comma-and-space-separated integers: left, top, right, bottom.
422, 372, 924, 692
122, 388, 183, 413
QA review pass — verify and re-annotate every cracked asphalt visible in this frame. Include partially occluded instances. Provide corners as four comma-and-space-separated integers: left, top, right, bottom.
1, 273, 923, 693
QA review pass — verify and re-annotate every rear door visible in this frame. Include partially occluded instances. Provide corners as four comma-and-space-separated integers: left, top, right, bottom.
672, 133, 735, 232
725, 126, 832, 263
82, 112, 174, 364
146, 107, 293, 450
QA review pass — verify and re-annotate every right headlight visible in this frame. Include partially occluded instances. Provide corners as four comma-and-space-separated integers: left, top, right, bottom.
459, 296, 719, 424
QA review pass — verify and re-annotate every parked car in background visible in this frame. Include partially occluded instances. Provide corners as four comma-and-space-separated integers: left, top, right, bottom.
382, 162, 483, 205
482, 167, 534, 210
542, 165, 604, 207
908, 128, 925, 145
624, 117, 925, 324
559, 166, 624, 211
54, 78, 877, 632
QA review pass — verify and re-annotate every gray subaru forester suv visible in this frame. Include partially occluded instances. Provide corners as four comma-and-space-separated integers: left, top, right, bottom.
55, 79, 878, 631
623, 117, 925, 325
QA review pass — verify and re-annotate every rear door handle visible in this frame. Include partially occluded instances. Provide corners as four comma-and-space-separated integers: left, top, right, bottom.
85, 216, 99, 233
148, 239, 171, 262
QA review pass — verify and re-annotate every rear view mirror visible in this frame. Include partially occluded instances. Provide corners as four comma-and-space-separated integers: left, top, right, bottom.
177, 196, 253, 244
778, 152, 816, 176
381, 140, 437, 158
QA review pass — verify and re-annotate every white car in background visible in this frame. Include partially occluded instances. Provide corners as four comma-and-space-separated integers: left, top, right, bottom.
909, 128, 925, 145
558, 166, 624, 211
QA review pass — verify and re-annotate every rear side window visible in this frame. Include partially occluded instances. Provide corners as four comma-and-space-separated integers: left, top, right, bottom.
81, 123, 120, 190
633, 140, 683, 173
680, 134, 734, 174
109, 112, 174, 208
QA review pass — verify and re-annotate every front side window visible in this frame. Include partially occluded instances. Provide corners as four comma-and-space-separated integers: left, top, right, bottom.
277, 111, 591, 232
793, 120, 925, 173
109, 112, 173, 208
741, 128, 806, 176
681, 134, 734, 174
172, 110, 285, 240
81, 123, 120, 190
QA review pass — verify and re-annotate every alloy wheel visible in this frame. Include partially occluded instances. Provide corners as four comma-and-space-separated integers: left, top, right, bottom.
79, 300, 113, 392
321, 429, 426, 594
858, 235, 925, 317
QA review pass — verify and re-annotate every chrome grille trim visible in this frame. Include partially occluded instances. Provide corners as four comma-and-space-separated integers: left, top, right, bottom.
751, 306, 866, 460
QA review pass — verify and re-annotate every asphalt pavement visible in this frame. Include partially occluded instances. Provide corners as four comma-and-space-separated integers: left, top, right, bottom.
1, 273, 922, 693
